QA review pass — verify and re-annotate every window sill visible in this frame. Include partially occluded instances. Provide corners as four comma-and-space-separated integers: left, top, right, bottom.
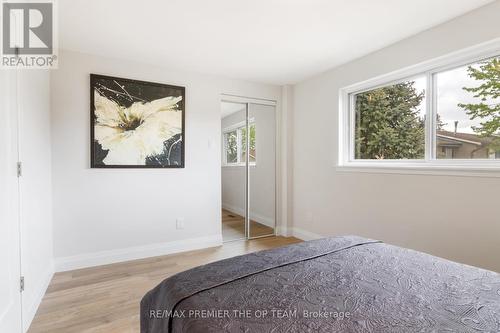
336, 163, 500, 178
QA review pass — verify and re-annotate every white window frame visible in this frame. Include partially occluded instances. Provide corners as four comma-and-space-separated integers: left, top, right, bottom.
222, 119, 256, 167
338, 39, 500, 176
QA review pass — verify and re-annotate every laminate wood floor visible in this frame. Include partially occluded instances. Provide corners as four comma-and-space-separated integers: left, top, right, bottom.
28, 236, 301, 333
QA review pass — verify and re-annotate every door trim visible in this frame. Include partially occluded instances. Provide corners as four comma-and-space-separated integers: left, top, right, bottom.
221, 94, 277, 107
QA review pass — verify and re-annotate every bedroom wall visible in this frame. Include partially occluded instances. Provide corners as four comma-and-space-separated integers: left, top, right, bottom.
17, 70, 54, 330
51, 50, 282, 271
221, 106, 276, 227
292, 1, 500, 272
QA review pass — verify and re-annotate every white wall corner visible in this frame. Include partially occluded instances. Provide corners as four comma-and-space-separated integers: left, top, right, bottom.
23, 261, 54, 333
55, 234, 223, 272
280, 85, 294, 235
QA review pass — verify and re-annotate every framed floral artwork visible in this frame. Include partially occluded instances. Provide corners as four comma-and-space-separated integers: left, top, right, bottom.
90, 74, 185, 168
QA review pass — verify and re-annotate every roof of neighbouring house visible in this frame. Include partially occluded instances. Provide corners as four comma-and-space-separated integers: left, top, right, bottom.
436, 130, 494, 146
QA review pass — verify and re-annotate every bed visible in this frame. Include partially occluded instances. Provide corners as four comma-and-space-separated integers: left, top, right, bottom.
140, 235, 500, 332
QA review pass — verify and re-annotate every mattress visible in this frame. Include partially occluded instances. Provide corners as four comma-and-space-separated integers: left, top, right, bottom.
141, 236, 500, 332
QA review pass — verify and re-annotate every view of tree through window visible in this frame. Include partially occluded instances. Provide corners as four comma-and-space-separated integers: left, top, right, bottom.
436, 57, 500, 159
354, 79, 426, 159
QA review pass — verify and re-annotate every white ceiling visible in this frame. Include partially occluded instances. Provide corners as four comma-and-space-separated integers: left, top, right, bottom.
221, 102, 245, 119
59, 0, 494, 85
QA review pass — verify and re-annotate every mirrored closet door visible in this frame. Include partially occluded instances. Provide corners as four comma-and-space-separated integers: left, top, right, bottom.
220, 99, 276, 241
247, 103, 275, 239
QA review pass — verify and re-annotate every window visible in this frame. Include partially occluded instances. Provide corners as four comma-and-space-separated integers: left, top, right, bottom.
354, 78, 426, 160
340, 42, 500, 172
223, 122, 256, 166
436, 60, 500, 160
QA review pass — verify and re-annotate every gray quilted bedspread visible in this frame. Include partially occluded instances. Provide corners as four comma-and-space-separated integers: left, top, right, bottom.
141, 236, 500, 333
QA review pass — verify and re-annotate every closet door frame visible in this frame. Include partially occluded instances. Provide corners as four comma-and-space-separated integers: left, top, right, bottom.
0, 70, 23, 333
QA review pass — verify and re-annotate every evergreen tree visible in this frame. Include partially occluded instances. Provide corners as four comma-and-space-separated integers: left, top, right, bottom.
355, 82, 425, 159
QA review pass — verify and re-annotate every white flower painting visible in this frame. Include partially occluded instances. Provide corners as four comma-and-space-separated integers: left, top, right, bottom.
91, 75, 185, 168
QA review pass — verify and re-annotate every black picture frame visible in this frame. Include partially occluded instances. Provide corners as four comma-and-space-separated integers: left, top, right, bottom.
90, 74, 185, 168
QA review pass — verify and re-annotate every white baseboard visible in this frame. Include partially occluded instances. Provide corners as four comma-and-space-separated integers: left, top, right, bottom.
252, 212, 275, 228
290, 227, 324, 241
55, 234, 223, 272
23, 262, 54, 332
222, 203, 275, 228
53, 227, 322, 273
222, 203, 245, 219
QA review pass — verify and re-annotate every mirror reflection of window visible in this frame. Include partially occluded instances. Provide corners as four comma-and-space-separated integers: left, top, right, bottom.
241, 124, 256, 163
223, 122, 256, 166
224, 131, 238, 163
